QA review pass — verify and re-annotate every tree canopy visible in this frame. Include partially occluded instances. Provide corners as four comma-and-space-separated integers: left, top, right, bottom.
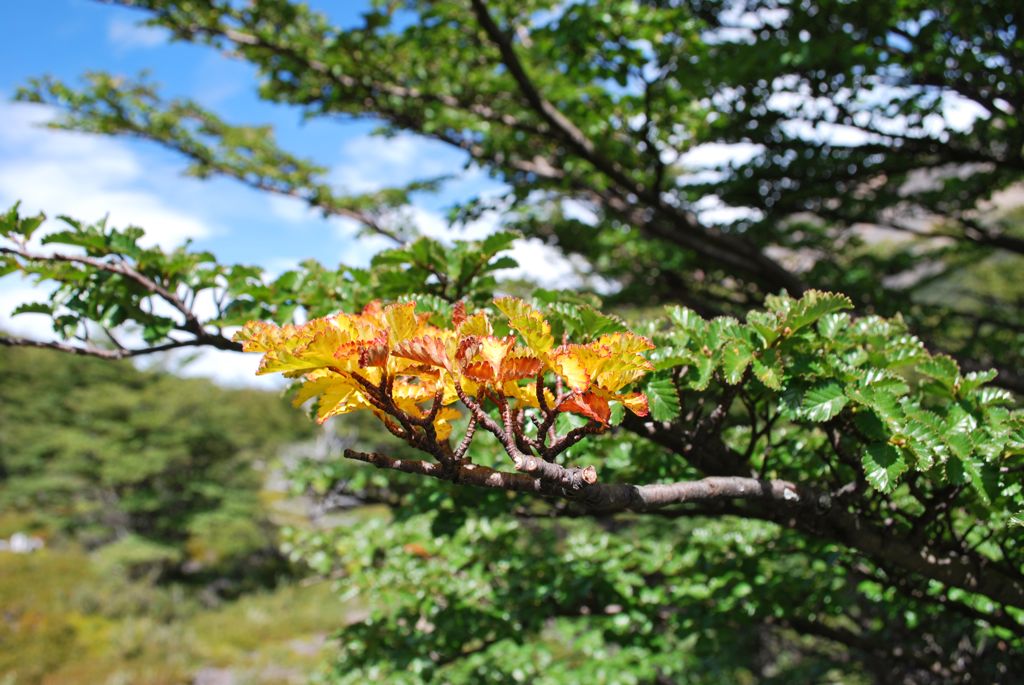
2, 1, 1023, 682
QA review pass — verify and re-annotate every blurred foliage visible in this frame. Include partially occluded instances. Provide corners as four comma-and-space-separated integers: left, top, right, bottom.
0, 343, 312, 577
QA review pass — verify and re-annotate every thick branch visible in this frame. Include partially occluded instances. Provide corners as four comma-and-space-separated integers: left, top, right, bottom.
344, 448, 800, 511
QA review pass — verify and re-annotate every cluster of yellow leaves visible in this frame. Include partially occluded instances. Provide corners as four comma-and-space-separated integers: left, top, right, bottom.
235, 298, 653, 439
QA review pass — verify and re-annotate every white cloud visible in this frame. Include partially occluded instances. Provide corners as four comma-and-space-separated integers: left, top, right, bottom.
677, 142, 765, 169
502, 238, 576, 286
0, 103, 215, 248
500, 237, 616, 294
107, 17, 167, 51
267, 194, 317, 224
143, 346, 285, 390
331, 132, 465, 194
561, 199, 599, 226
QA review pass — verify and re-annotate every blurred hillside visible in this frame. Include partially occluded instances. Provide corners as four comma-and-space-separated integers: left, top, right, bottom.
0, 343, 358, 685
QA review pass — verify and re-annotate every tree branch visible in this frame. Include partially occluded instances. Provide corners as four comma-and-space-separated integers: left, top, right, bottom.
0, 334, 238, 359
344, 447, 801, 510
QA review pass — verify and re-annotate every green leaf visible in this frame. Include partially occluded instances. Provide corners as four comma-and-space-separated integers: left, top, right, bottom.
862, 443, 907, 494
665, 305, 705, 346
947, 458, 998, 506
958, 369, 996, 394
945, 432, 973, 461
776, 290, 853, 334
752, 349, 783, 390
678, 354, 715, 391
917, 355, 959, 393
901, 410, 947, 470
479, 230, 518, 257
817, 312, 849, 340
645, 376, 681, 422
975, 387, 1014, 407
12, 302, 54, 316
142, 318, 175, 343
485, 255, 518, 272
801, 382, 848, 422
1, 202, 46, 239
720, 339, 754, 384
547, 302, 626, 340
745, 310, 779, 347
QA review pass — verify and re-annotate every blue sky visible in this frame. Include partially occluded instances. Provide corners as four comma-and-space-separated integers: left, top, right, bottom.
0, 0, 533, 384
0, 1, 494, 263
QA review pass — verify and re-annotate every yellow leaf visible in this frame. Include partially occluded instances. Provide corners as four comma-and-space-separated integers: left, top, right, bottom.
557, 391, 611, 424
431, 407, 462, 442
455, 336, 482, 369
549, 344, 596, 392
593, 332, 654, 357
619, 391, 650, 417
458, 311, 493, 337
457, 335, 515, 382
441, 370, 478, 404
478, 335, 514, 370
357, 331, 390, 368
392, 335, 452, 369
494, 296, 553, 358
499, 351, 543, 381
452, 301, 467, 328
234, 320, 293, 353
593, 356, 652, 392
290, 370, 338, 407
502, 380, 554, 409
315, 375, 372, 423
462, 360, 497, 383
254, 315, 369, 375
384, 301, 420, 344
392, 379, 437, 403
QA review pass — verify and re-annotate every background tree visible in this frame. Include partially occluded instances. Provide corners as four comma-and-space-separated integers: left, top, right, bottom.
2, 1, 1022, 682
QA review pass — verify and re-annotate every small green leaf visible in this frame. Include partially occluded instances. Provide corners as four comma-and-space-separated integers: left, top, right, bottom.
645, 376, 681, 422
752, 350, 783, 390
479, 230, 518, 257
918, 355, 959, 393
666, 305, 705, 346
862, 443, 907, 493
801, 382, 848, 422
485, 255, 518, 272
945, 432, 973, 460
817, 312, 849, 340
1, 202, 46, 239
720, 339, 754, 384
12, 301, 54, 316
142, 318, 175, 343
975, 387, 1014, 407
958, 369, 996, 394
678, 354, 714, 391
780, 290, 853, 334
745, 310, 779, 347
